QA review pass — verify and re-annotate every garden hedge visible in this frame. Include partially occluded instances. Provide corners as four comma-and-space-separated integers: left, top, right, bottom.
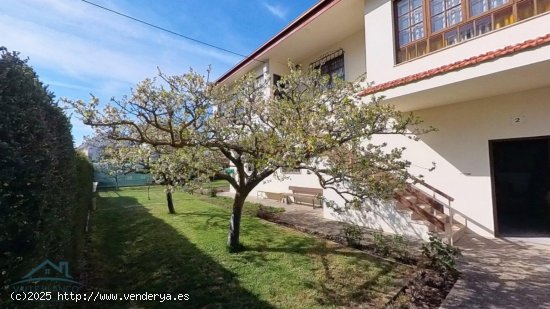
0, 48, 92, 296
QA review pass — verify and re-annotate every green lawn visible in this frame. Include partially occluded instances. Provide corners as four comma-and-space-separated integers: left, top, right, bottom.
87, 186, 412, 308
209, 179, 230, 189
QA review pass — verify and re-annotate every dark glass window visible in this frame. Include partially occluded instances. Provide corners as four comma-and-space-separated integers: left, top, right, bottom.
320, 54, 345, 84
272, 74, 284, 98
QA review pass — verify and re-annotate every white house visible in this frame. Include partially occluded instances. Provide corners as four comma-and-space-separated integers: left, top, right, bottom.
217, 0, 550, 242
77, 137, 104, 162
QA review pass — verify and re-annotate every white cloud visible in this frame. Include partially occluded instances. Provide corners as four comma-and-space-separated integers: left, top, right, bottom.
0, 0, 240, 87
0, 0, 244, 144
263, 2, 288, 20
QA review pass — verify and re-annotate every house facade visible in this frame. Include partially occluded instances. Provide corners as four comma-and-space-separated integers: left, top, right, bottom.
218, 0, 550, 241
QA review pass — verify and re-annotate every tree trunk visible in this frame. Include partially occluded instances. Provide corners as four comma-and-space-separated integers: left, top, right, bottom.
166, 191, 176, 214
227, 192, 246, 252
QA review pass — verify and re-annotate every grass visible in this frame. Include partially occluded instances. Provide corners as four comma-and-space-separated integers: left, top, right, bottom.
208, 179, 230, 189
87, 186, 412, 308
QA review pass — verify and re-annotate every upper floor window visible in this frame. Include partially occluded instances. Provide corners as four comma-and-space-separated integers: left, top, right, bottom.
470, 0, 508, 16
396, 0, 425, 46
320, 54, 345, 82
394, 0, 550, 63
430, 0, 462, 32
255, 74, 269, 90
311, 49, 345, 85
272, 74, 284, 98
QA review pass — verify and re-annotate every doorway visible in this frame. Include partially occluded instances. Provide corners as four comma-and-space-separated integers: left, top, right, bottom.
491, 136, 550, 237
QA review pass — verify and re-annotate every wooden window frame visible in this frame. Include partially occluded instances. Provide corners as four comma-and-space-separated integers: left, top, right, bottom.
430, 0, 464, 33
394, 0, 547, 63
396, 0, 426, 47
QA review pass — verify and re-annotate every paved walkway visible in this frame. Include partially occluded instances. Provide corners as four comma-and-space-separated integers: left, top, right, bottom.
442, 234, 550, 309
218, 191, 421, 249
218, 191, 339, 233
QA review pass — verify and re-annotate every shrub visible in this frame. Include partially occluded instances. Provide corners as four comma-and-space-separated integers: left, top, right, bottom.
196, 187, 218, 197
70, 153, 93, 267
342, 224, 363, 248
389, 234, 409, 260
421, 232, 461, 272
256, 205, 285, 219
208, 187, 217, 197
372, 232, 411, 262
372, 231, 390, 256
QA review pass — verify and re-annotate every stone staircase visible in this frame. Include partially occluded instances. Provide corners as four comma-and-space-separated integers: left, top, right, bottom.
394, 180, 467, 244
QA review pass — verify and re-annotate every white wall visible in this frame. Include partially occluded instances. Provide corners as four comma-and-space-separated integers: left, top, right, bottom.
248, 30, 366, 196
247, 170, 321, 197
300, 29, 366, 82
229, 30, 366, 198
323, 188, 433, 240
371, 86, 550, 237
269, 29, 366, 82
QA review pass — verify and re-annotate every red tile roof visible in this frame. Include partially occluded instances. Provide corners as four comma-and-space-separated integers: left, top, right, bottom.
359, 34, 550, 96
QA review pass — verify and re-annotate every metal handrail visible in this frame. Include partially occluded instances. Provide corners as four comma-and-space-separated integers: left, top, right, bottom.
409, 175, 454, 202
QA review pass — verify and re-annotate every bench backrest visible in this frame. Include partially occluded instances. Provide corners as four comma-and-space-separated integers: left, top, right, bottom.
289, 186, 323, 195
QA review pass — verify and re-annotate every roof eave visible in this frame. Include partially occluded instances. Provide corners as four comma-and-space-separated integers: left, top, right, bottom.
215, 0, 341, 84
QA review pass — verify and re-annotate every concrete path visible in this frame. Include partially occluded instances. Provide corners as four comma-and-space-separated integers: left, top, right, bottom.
218, 191, 420, 249
218, 191, 337, 232
441, 234, 550, 309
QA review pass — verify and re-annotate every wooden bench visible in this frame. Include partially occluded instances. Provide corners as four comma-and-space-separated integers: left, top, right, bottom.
287, 186, 323, 208
257, 191, 289, 203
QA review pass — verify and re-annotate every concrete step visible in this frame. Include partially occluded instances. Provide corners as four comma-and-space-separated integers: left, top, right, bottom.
401, 195, 417, 203
434, 211, 449, 223
450, 223, 467, 243
396, 207, 413, 214
417, 203, 434, 214
437, 223, 467, 244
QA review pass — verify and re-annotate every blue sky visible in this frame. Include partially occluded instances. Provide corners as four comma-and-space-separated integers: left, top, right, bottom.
0, 0, 317, 145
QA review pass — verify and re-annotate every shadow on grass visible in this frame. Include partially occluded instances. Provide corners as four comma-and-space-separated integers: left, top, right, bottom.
87, 195, 274, 309
245, 238, 403, 307
169, 200, 409, 307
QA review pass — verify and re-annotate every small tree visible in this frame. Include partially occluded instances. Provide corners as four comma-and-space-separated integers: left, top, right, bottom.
97, 141, 185, 214
68, 65, 430, 251
147, 147, 200, 214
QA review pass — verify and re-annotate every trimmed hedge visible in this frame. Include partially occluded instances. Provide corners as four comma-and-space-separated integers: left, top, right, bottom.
0, 48, 92, 296
71, 152, 94, 270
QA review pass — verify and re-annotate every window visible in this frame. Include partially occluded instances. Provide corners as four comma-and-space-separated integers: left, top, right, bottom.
394, 0, 546, 63
396, 0, 425, 46
311, 49, 345, 85
470, 0, 508, 16
430, 0, 462, 32
320, 55, 345, 83
272, 74, 284, 98
255, 75, 265, 90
